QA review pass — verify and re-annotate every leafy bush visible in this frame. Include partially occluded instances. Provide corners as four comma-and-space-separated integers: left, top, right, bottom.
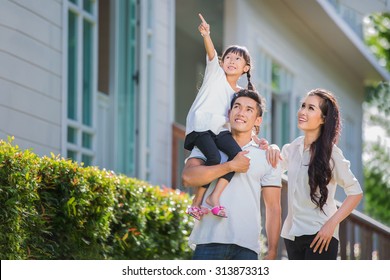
0, 137, 45, 259
0, 137, 193, 259
108, 178, 193, 259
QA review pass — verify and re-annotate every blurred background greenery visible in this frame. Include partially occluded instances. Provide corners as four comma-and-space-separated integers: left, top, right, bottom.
363, 12, 390, 226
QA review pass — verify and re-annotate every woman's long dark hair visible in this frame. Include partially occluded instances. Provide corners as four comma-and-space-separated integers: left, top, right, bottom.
221, 45, 254, 90
307, 89, 341, 213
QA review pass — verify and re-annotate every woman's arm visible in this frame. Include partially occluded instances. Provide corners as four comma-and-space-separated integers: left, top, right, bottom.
310, 146, 364, 254
310, 193, 363, 254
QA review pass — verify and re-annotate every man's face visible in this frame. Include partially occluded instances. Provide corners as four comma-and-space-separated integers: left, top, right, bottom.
229, 96, 262, 133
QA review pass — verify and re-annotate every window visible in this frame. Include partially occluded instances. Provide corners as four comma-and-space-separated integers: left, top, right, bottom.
65, 0, 97, 166
257, 51, 294, 147
98, 0, 110, 95
271, 62, 293, 147
116, 0, 138, 176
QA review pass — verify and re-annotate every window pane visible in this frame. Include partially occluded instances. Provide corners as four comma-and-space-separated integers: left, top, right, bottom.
98, 0, 110, 94
83, 0, 93, 13
117, 0, 137, 175
68, 11, 78, 120
82, 132, 92, 149
66, 0, 96, 168
271, 63, 281, 92
83, 19, 93, 126
67, 150, 77, 161
67, 127, 77, 144
81, 154, 93, 166
282, 101, 289, 144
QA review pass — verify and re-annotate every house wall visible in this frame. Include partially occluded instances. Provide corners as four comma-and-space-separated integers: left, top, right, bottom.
0, 0, 63, 156
146, 0, 175, 186
0, 0, 175, 187
1, 0, 383, 191
225, 0, 364, 185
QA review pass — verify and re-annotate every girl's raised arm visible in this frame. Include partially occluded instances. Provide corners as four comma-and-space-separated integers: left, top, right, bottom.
198, 13, 215, 61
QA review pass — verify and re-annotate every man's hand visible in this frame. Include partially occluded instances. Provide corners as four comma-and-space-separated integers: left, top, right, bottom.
263, 251, 277, 260
229, 151, 251, 173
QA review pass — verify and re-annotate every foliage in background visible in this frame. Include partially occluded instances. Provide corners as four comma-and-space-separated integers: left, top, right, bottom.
363, 83, 390, 226
363, 12, 390, 226
0, 137, 193, 260
363, 141, 390, 225
364, 12, 390, 72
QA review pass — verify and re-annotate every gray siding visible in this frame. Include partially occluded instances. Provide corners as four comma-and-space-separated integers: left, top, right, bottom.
0, 0, 63, 156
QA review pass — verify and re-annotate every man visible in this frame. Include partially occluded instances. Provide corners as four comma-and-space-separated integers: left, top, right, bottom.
182, 89, 282, 260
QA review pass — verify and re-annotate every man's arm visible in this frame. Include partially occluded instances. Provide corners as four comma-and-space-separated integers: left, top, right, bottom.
182, 151, 251, 188
262, 186, 282, 260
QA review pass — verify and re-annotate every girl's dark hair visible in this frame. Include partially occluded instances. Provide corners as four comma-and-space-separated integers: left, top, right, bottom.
306, 88, 341, 213
221, 45, 254, 90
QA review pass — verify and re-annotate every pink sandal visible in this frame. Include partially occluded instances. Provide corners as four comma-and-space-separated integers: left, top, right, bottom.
211, 205, 227, 218
186, 206, 203, 220
186, 206, 210, 220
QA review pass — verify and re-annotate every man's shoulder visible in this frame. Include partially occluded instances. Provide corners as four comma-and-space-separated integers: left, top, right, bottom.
246, 146, 280, 173
244, 145, 282, 183
244, 144, 268, 161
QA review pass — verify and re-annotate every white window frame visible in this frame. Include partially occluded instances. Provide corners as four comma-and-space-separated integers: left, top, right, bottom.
255, 50, 294, 147
62, 0, 98, 165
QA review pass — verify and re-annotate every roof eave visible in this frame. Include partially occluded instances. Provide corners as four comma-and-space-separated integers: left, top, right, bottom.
284, 0, 390, 82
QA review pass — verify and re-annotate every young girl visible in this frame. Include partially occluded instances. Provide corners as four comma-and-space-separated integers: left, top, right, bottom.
185, 14, 263, 219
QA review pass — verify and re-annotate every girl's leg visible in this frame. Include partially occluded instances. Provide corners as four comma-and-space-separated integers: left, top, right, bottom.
215, 131, 241, 182
194, 132, 221, 190
195, 132, 221, 167
187, 186, 208, 220
192, 186, 207, 207
204, 131, 241, 217
205, 178, 228, 217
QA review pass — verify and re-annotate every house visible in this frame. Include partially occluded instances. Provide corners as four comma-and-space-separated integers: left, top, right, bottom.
1, 0, 389, 201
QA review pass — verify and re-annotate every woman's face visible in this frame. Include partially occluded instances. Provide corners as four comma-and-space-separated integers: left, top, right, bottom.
297, 95, 325, 134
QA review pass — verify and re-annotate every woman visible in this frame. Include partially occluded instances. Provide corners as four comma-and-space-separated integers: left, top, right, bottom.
279, 88, 363, 259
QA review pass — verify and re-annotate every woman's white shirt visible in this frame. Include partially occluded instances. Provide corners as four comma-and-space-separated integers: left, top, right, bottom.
280, 136, 363, 241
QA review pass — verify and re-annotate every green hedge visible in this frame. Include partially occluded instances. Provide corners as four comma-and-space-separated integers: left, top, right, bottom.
0, 137, 193, 260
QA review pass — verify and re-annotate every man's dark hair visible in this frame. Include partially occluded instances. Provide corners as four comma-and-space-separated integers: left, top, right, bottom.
230, 89, 266, 117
